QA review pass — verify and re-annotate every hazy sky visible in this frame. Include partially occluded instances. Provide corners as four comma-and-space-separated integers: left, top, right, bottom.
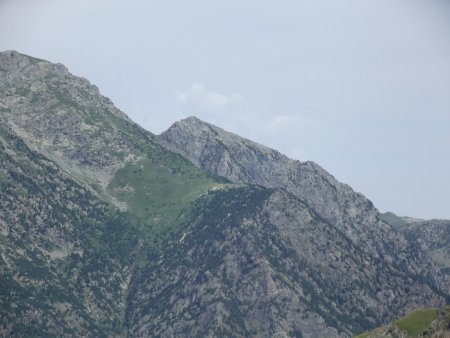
1, 0, 450, 219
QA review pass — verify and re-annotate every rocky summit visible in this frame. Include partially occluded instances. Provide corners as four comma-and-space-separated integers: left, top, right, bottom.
0, 50, 449, 337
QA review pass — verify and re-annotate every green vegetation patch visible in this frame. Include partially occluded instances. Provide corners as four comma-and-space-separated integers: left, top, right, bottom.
108, 158, 222, 236
394, 308, 438, 336
380, 212, 410, 229
354, 327, 384, 338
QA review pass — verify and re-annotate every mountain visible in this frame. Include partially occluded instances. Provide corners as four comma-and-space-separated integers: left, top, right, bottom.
0, 50, 449, 337
355, 306, 450, 337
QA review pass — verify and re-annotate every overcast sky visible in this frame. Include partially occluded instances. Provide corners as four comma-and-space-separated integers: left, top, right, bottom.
1, 0, 450, 219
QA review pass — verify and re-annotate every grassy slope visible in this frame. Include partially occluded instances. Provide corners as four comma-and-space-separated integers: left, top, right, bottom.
355, 308, 440, 337
103, 109, 225, 232
107, 151, 225, 238
45, 88, 224, 229
380, 212, 423, 229
394, 308, 438, 336
92, 97, 228, 242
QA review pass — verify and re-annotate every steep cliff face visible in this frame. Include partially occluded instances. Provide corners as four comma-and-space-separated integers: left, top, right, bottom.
0, 51, 449, 337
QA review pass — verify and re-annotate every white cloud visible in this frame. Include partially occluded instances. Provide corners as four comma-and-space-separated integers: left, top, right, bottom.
258, 114, 326, 161
175, 83, 247, 113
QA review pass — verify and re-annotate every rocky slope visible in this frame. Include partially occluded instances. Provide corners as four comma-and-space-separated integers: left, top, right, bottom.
1, 50, 449, 337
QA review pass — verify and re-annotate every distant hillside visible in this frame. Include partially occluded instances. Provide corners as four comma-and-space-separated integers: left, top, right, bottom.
380, 212, 423, 229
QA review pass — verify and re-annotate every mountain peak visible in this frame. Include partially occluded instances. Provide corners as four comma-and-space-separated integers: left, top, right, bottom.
0, 50, 32, 59
1, 49, 21, 56
0, 50, 46, 76
164, 116, 283, 156
182, 115, 203, 123
171, 115, 217, 131
170, 116, 216, 132
0, 50, 51, 63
